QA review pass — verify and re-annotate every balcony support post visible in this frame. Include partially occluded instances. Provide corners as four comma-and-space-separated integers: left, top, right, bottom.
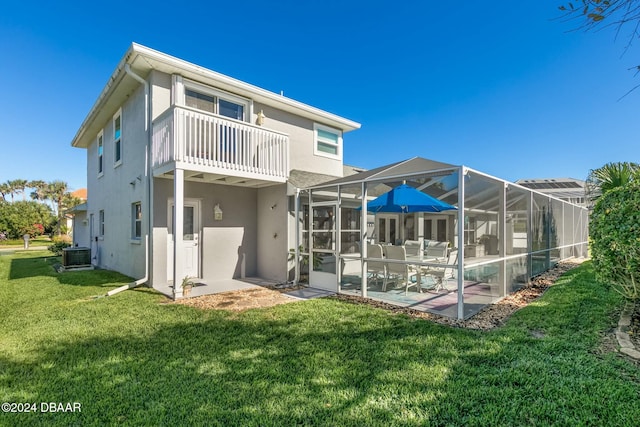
173, 168, 184, 299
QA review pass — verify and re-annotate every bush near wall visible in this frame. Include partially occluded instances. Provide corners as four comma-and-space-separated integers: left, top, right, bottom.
48, 235, 72, 256
590, 181, 640, 300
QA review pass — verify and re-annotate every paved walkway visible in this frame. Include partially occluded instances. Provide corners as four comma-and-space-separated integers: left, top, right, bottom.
283, 287, 335, 300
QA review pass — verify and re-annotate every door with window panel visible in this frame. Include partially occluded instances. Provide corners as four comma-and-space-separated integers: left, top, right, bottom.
309, 204, 338, 291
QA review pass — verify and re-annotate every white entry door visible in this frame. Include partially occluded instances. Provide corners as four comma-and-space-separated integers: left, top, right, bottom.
168, 200, 200, 279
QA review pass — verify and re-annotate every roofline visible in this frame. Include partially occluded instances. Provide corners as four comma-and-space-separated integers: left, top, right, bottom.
306, 157, 460, 189
71, 43, 361, 148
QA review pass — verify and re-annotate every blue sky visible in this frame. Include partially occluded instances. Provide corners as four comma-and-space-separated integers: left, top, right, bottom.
1, 1, 638, 192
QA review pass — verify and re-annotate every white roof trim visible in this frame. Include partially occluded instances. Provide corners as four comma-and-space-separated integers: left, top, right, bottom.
71, 43, 361, 148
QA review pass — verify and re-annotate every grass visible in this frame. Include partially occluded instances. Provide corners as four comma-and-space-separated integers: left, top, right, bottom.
1, 251, 639, 426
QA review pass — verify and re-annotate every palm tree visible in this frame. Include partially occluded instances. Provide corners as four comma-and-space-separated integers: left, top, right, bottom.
28, 180, 48, 204
46, 180, 69, 235
585, 162, 639, 207
0, 182, 10, 202
8, 179, 28, 201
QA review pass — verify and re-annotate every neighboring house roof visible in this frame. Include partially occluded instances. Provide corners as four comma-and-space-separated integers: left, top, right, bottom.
343, 164, 367, 177
71, 188, 87, 200
288, 170, 342, 189
310, 157, 457, 188
71, 43, 361, 149
515, 178, 586, 201
66, 202, 87, 213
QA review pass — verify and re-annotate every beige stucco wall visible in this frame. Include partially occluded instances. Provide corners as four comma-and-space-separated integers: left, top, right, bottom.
85, 84, 147, 279
152, 178, 258, 286
150, 70, 172, 121
72, 211, 89, 248
253, 101, 343, 177
256, 184, 288, 282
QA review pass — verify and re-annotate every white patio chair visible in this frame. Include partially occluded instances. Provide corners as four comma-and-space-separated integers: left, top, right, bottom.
425, 241, 448, 261
384, 245, 410, 292
403, 240, 421, 258
367, 244, 386, 289
421, 249, 458, 292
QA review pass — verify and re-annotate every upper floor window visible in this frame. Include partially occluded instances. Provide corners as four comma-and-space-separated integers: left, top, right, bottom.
113, 109, 122, 166
184, 84, 246, 122
185, 89, 215, 113
97, 131, 104, 176
314, 124, 342, 159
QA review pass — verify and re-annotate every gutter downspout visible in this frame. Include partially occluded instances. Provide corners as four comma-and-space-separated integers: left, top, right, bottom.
107, 63, 151, 296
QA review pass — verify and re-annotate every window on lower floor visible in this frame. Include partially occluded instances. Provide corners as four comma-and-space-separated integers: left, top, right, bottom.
132, 202, 142, 240
99, 210, 105, 237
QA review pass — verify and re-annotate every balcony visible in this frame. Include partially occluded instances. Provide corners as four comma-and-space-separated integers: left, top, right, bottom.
152, 106, 289, 184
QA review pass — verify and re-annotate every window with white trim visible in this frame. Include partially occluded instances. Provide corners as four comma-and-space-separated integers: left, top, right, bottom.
131, 202, 142, 240
99, 210, 105, 237
113, 109, 122, 166
184, 83, 247, 121
314, 124, 342, 159
97, 131, 104, 176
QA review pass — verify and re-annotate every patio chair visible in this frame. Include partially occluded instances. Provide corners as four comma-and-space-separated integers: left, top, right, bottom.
421, 249, 458, 292
383, 245, 410, 292
425, 241, 448, 261
403, 240, 421, 258
367, 244, 386, 289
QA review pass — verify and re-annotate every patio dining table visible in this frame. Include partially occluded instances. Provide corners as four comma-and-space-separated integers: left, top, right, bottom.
403, 255, 449, 292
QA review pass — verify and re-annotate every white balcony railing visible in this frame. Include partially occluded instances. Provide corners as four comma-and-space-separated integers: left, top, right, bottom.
152, 106, 289, 181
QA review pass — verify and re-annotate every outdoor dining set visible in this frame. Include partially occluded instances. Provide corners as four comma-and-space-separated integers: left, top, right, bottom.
361, 182, 459, 295
366, 240, 458, 295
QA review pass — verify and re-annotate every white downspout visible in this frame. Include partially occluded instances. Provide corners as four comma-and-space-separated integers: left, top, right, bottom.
107, 63, 151, 296
107, 235, 148, 296
124, 63, 149, 132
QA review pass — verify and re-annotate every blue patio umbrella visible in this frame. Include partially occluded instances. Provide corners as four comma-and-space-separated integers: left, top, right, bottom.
363, 184, 457, 213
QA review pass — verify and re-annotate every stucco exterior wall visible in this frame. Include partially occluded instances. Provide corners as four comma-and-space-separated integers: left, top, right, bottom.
72, 211, 89, 248
253, 102, 344, 177
85, 84, 147, 279
152, 178, 258, 286
257, 184, 288, 282
150, 70, 171, 121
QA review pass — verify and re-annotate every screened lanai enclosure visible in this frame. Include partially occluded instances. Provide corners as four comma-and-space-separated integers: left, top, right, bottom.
291, 158, 589, 319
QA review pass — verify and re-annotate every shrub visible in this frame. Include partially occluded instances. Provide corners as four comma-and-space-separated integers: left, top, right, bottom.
32, 223, 44, 236
0, 201, 55, 239
590, 180, 640, 300
48, 235, 72, 256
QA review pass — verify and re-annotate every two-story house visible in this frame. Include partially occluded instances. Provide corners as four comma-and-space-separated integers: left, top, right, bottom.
71, 43, 360, 298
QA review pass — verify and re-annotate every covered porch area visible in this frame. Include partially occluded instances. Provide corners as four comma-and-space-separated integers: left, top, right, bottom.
151, 166, 291, 299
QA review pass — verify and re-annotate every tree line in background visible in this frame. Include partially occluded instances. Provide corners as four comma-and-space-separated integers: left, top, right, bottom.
0, 179, 82, 239
588, 162, 640, 301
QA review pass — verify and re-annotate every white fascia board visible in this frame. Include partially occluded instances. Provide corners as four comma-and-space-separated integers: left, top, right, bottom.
130, 43, 361, 131
71, 43, 361, 149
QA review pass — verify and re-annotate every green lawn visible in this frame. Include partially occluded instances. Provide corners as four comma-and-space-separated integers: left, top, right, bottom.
1, 252, 638, 426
